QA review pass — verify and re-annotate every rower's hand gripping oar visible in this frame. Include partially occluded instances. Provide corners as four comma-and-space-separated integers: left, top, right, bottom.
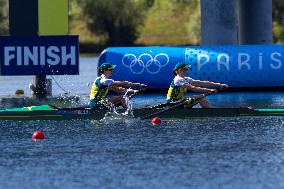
140, 90, 216, 120
124, 86, 146, 100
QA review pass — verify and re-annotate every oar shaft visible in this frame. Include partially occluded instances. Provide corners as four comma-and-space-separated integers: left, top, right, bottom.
141, 100, 187, 120
148, 100, 184, 109
140, 91, 215, 120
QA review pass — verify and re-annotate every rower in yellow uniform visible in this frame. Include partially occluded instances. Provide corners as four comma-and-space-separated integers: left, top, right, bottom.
167, 63, 228, 108
90, 63, 147, 110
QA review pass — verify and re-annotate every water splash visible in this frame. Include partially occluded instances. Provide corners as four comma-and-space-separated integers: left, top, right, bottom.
98, 89, 135, 123
122, 95, 134, 116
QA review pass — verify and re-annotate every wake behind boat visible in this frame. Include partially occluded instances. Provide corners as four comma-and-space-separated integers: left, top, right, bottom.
0, 104, 284, 121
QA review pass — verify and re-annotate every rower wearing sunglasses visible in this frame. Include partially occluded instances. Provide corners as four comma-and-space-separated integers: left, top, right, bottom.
90, 63, 147, 110
167, 63, 228, 108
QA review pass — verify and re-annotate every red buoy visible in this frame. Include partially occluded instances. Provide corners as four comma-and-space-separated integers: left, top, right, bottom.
32, 131, 45, 141
151, 117, 161, 125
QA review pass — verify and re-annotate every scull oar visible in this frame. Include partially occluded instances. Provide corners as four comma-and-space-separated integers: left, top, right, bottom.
140, 90, 216, 120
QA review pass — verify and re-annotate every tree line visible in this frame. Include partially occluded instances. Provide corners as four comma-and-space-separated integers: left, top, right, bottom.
0, 0, 284, 48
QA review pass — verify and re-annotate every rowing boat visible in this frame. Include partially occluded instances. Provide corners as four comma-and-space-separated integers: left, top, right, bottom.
0, 105, 284, 120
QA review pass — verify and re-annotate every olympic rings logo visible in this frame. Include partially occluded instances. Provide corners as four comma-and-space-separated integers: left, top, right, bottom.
121, 53, 170, 74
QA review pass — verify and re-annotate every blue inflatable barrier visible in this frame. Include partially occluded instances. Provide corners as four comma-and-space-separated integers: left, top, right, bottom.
98, 45, 284, 89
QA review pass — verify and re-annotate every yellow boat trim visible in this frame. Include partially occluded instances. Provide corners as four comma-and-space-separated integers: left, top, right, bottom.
27, 106, 33, 110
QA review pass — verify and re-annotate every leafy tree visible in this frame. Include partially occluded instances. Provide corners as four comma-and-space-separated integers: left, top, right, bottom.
78, 0, 149, 46
0, 0, 8, 35
272, 0, 284, 43
137, 0, 200, 45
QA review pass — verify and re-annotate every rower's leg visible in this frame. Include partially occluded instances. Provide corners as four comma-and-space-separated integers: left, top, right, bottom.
199, 98, 213, 108
108, 96, 127, 109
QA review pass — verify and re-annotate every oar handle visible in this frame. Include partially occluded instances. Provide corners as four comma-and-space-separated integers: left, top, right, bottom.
218, 84, 228, 91
126, 87, 146, 100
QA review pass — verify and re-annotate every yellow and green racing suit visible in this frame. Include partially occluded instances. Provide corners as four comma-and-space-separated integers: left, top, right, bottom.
166, 80, 187, 102
89, 76, 111, 109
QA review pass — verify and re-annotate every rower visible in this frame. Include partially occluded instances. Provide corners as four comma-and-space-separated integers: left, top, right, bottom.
166, 63, 228, 108
90, 63, 147, 110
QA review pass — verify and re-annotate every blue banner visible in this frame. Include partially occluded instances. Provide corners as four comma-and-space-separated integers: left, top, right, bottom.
0, 35, 79, 75
98, 45, 284, 89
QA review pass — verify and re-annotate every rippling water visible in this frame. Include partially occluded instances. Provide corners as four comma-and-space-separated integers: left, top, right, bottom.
0, 117, 284, 189
0, 57, 284, 188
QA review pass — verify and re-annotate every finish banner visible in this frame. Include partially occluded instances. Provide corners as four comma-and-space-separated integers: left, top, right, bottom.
0, 35, 79, 75
98, 45, 284, 88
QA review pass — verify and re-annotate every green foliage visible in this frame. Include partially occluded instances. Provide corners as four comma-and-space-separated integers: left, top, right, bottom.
78, 0, 147, 46
3, 0, 284, 51
136, 0, 200, 45
0, 0, 9, 35
272, 0, 284, 43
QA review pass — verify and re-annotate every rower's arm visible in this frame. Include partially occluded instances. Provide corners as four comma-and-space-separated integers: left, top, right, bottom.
109, 86, 127, 94
109, 86, 140, 94
191, 80, 228, 89
184, 83, 216, 93
112, 81, 146, 88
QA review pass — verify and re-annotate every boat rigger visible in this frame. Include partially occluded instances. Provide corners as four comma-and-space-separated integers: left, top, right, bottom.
0, 105, 284, 121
